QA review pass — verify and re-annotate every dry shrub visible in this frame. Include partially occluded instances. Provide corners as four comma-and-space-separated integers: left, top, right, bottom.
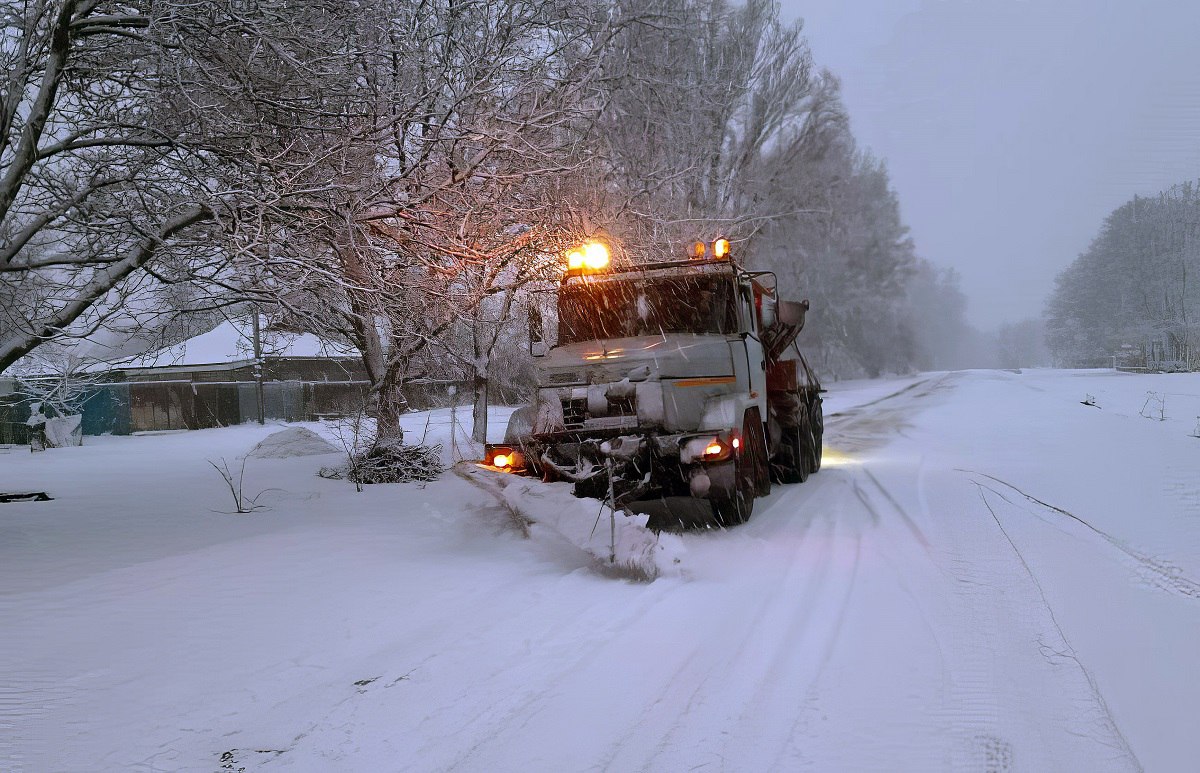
320, 439, 445, 484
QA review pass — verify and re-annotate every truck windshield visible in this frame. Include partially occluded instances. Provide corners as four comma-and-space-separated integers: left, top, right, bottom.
557, 274, 738, 345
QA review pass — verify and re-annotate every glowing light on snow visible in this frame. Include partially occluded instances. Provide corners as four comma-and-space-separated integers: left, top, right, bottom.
819, 447, 858, 467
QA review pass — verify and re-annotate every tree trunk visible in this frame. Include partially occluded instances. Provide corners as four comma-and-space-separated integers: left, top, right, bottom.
375, 370, 408, 445
472, 370, 488, 444
350, 314, 408, 446
471, 314, 488, 443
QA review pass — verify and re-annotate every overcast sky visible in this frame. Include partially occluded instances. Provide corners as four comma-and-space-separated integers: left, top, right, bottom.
778, 0, 1200, 329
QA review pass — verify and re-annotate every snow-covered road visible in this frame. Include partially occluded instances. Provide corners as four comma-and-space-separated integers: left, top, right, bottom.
4, 370, 1200, 771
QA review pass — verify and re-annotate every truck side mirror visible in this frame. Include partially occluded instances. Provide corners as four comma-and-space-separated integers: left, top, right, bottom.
776, 299, 809, 330
760, 295, 777, 328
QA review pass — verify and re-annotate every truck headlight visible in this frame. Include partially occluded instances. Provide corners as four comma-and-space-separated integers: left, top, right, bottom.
702, 439, 732, 461
484, 445, 525, 471
681, 435, 733, 463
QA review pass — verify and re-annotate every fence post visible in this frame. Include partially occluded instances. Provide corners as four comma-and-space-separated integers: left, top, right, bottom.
252, 310, 265, 424
448, 384, 458, 463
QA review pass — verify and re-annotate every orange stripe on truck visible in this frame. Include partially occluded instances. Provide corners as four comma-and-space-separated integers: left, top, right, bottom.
673, 376, 737, 387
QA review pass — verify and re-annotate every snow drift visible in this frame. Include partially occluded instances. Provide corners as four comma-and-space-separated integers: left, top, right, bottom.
247, 427, 339, 459
455, 463, 685, 580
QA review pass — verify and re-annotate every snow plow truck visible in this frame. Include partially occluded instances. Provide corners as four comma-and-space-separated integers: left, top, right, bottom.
484, 238, 823, 529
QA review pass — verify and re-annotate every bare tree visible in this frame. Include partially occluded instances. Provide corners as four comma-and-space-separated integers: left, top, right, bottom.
0, 1, 231, 373
10, 347, 103, 418
168, 0, 617, 443
586, 1, 844, 251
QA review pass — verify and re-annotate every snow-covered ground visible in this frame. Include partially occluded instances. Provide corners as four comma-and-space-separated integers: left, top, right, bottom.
3, 369, 1200, 771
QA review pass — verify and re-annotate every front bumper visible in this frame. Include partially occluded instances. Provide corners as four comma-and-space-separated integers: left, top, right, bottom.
496, 431, 740, 504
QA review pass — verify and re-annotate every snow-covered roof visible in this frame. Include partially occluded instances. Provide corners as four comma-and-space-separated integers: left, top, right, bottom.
116, 319, 356, 369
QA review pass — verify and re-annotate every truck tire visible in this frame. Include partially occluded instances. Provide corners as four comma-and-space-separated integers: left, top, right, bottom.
774, 414, 810, 484
712, 410, 769, 526
807, 398, 824, 474
745, 408, 771, 497
711, 486, 752, 526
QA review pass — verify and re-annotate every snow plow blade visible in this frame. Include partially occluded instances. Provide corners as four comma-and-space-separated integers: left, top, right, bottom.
453, 462, 684, 581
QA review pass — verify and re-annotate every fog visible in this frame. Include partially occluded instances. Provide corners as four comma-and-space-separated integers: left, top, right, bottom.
782, 0, 1200, 329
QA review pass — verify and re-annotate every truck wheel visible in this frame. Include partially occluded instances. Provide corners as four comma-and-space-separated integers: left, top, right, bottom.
807, 399, 824, 473
712, 410, 769, 526
775, 417, 810, 484
745, 408, 771, 497
711, 486, 753, 526
794, 414, 813, 483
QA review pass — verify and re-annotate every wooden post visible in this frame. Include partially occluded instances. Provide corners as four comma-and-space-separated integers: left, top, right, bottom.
252, 310, 265, 424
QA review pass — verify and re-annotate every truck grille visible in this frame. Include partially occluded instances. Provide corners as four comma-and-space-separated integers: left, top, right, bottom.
562, 398, 587, 428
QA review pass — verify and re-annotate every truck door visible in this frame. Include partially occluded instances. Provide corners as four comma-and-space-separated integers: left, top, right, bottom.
741, 281, 768, 418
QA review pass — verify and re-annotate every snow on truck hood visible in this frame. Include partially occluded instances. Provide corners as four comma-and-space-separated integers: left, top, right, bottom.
538, 334, 736, 385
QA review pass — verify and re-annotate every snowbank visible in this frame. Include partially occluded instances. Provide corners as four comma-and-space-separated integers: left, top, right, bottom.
455, 463, 685, 580
247, 427, 339, 459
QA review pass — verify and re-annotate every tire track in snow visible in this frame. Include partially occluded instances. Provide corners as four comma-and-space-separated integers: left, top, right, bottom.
587, 480, 855, 772
621, 505, 843, 770
827, 374, 938, 416
409, 481, 838, 771
911, 458, 1014, 771
972, 484, 1144, 772
421, 580, 682, 771
761, 532, 864, 771
830, 464, 972, 769
818, 446, 1133, 769
827, 371, 956, 418
864, 458, 1052, 770
824, 373, 955, 454
961, 470, 1200, 601
717, 505, 863, 771
856, 468, 932, 553
437, 485, 832, 771
732, 463, 948, 770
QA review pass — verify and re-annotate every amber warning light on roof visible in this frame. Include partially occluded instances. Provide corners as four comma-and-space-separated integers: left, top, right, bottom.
565, 241, 611, 275
691, 238, 732, 260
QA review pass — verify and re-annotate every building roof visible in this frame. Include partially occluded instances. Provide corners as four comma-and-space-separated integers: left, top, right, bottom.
116, 318, 356, 369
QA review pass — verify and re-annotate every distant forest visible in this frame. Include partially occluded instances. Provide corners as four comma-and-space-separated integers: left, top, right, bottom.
1047, 182, 1200, 369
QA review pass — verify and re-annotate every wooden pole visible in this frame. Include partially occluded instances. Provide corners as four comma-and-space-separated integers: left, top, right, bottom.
252, 310, 265, 424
